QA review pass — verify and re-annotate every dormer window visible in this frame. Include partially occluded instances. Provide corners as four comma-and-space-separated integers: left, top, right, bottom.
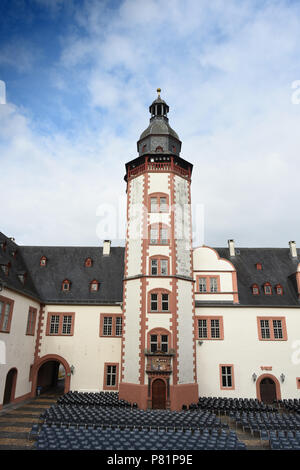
252, 284, 260, 295
90, 280, 99, 292
256, 263, 262, 270
62, 280, 71, 292
18, 273, 26, 285
276, 284, 283, 295
40, 256, 47, 267
85, 258, 92, 267
264, 283, 272, 295
11, 250, 17, 258
0, 242, 6, 252
1, 263, 10, 276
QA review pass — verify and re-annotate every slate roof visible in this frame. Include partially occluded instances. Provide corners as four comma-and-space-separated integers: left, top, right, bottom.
0, 232, 124, 305
214, 247, 300, 307
139, 117, 180, 141
20, 246, 125, 304
0, 232, 40, 301
1, 229, 300, 308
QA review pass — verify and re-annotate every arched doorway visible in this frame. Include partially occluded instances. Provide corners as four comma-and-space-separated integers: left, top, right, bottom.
31, 354, 71, 397
256, 374, 281, 404
152, 379, 166, 409
3, 368, 17, 405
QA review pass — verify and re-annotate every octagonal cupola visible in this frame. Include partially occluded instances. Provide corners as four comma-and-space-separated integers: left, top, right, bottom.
137, 89, 182, 157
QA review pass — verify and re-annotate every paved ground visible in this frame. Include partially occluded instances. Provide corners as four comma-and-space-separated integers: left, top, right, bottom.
0, 393, 58, 450
0, 396, 270, 451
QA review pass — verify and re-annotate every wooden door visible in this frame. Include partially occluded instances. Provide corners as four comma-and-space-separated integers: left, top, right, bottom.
152, 379, 166, 409
260, 378, 277, 404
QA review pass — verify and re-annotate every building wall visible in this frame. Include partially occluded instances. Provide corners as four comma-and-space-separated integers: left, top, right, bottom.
0, 288, 39, 406
40, 304, 122, 392
195, 306, 300, 400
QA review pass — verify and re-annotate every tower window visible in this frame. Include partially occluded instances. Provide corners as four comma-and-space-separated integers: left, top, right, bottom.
148, 328, 171, 353
149, 291, 171, 312
149, 223, 170, 245
150, 257, 169, 276
149, 194, 169, 213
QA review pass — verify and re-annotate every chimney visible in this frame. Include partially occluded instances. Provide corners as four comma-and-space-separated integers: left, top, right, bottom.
103, 240, 111, 256
228, 239, 235, 257
289, 240, 297, 258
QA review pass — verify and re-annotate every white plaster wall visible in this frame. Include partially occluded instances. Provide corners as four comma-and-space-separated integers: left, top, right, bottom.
193, 246, 234, 271
122, 279, 142, 384
40, 304, 122, 392
148, 172, 170, 195
146, 278, 172, 293
195, 306, 300, 399
177, 280, 194, 384
0, 288, 39, 402
174, 176, 192, 277
126, 175, 144, 277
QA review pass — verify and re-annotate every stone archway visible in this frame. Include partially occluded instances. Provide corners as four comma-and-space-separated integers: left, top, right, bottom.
31, 354, 71, 397
256, 373, 281, 403
3, 368, 17, 405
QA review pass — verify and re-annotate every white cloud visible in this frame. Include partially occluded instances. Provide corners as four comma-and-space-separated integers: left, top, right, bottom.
2, 0, 300, 248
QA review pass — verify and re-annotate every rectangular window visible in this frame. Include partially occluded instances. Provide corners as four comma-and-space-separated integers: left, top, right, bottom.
160, 197, 167, 212
62, 315, 72, 335
150, 334, 158, 353
150, 197, 158, 213
103, 363, 119, 390
0, 296, 14, 333
161, 294, 169, 311
210, 277, 218, 293
150, 228, 158, 244
160, 228, 168, 244
198, 278, 207, 293
115, 317, 122, 336
103, 317, 113, 336
273, 320, 283, 339
257, 317, 287, 341
221, 365, 233, 388
151, 259, 158, 275
50, 315, 60, 335
160, 259, 168, 275
106, 365, 117, 386
161, 335, 168, 352
198, 319, 208, 338
210, 319, 220, 339
260, 320, 270, 339
26, 307, 37, 335
196, 316, 224, 340
151, 294, 158, 311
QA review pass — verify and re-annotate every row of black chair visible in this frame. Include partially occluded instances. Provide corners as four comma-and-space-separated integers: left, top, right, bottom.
197, 396, 277, 413
57, 391, 132, 408
228, 410, 300, 435
33, 423, 246, 450
40, 405, 227, 430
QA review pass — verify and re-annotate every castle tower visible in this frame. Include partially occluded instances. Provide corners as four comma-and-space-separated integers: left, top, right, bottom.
119, 90, 198, 410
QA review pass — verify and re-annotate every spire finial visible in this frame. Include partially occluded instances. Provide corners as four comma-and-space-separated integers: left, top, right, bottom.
157, 87, 161, 97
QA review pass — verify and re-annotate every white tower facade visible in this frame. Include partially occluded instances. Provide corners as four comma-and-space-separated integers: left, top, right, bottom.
119, 91, 198, 410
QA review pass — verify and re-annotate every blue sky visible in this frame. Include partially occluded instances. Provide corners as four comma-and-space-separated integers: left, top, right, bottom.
1, 0, 300, 248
